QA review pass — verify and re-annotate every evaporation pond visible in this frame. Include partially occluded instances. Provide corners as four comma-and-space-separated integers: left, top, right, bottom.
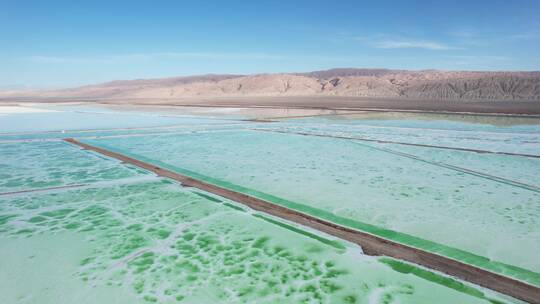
0, 122, 517, 303
81, 128, 540, 284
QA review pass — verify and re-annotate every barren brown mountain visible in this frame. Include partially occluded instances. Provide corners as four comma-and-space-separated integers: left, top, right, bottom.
2, 69, 540, 101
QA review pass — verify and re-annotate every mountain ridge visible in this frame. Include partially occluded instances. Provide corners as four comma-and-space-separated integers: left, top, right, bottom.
2, 68, 540, 101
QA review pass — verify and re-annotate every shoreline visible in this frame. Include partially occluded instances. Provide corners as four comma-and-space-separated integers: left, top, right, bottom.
2, 95, 540, 116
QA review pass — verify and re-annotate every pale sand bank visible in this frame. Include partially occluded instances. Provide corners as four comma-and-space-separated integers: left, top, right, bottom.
0, 105, 58, 114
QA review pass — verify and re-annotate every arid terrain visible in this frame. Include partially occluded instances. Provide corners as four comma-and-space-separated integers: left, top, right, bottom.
2, 68, 540, 101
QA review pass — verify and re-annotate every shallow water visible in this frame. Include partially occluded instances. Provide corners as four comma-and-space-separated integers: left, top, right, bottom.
0, 141, 147, 193
271, 115, 540, 156
78, 112, 540, 285
0, 104, 535, 303
0, 104, 244, 134
0, 142, 512, 304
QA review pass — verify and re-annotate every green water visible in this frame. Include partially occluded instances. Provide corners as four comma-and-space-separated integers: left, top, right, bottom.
81, 128, 540, 286
0, 184, 512, 304
0, 105, 534, 303
0, 141, 146, 193
0, 141, 517, 303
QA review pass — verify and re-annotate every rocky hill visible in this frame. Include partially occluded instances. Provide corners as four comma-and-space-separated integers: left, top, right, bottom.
2, 69, 539, 101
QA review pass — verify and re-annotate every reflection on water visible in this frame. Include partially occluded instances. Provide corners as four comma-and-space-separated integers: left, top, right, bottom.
288, 111, 540, 129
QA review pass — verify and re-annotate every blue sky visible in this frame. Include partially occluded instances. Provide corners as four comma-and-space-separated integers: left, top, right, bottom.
2, 0, 540, 87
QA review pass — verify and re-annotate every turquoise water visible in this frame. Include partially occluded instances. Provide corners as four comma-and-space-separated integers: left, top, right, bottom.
0, 105, 535, 303
273, 113, 540, 156
367, 142, 540, 188
0, 141, 513, 303
81, 116, 540, 286
0, 105, 243, 134
0, 141, 148, 193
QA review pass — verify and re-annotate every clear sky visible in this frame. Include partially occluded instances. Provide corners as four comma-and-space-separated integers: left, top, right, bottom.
2, 0, 540, 87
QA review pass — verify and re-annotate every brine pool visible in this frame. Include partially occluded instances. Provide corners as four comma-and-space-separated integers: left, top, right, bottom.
1, 103, 538, 303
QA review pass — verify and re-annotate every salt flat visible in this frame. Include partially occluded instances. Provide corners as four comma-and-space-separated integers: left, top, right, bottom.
0, 103, 535, 303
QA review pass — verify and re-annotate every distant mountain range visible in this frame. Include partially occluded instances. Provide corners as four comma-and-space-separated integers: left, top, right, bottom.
2, 68, 540, 101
